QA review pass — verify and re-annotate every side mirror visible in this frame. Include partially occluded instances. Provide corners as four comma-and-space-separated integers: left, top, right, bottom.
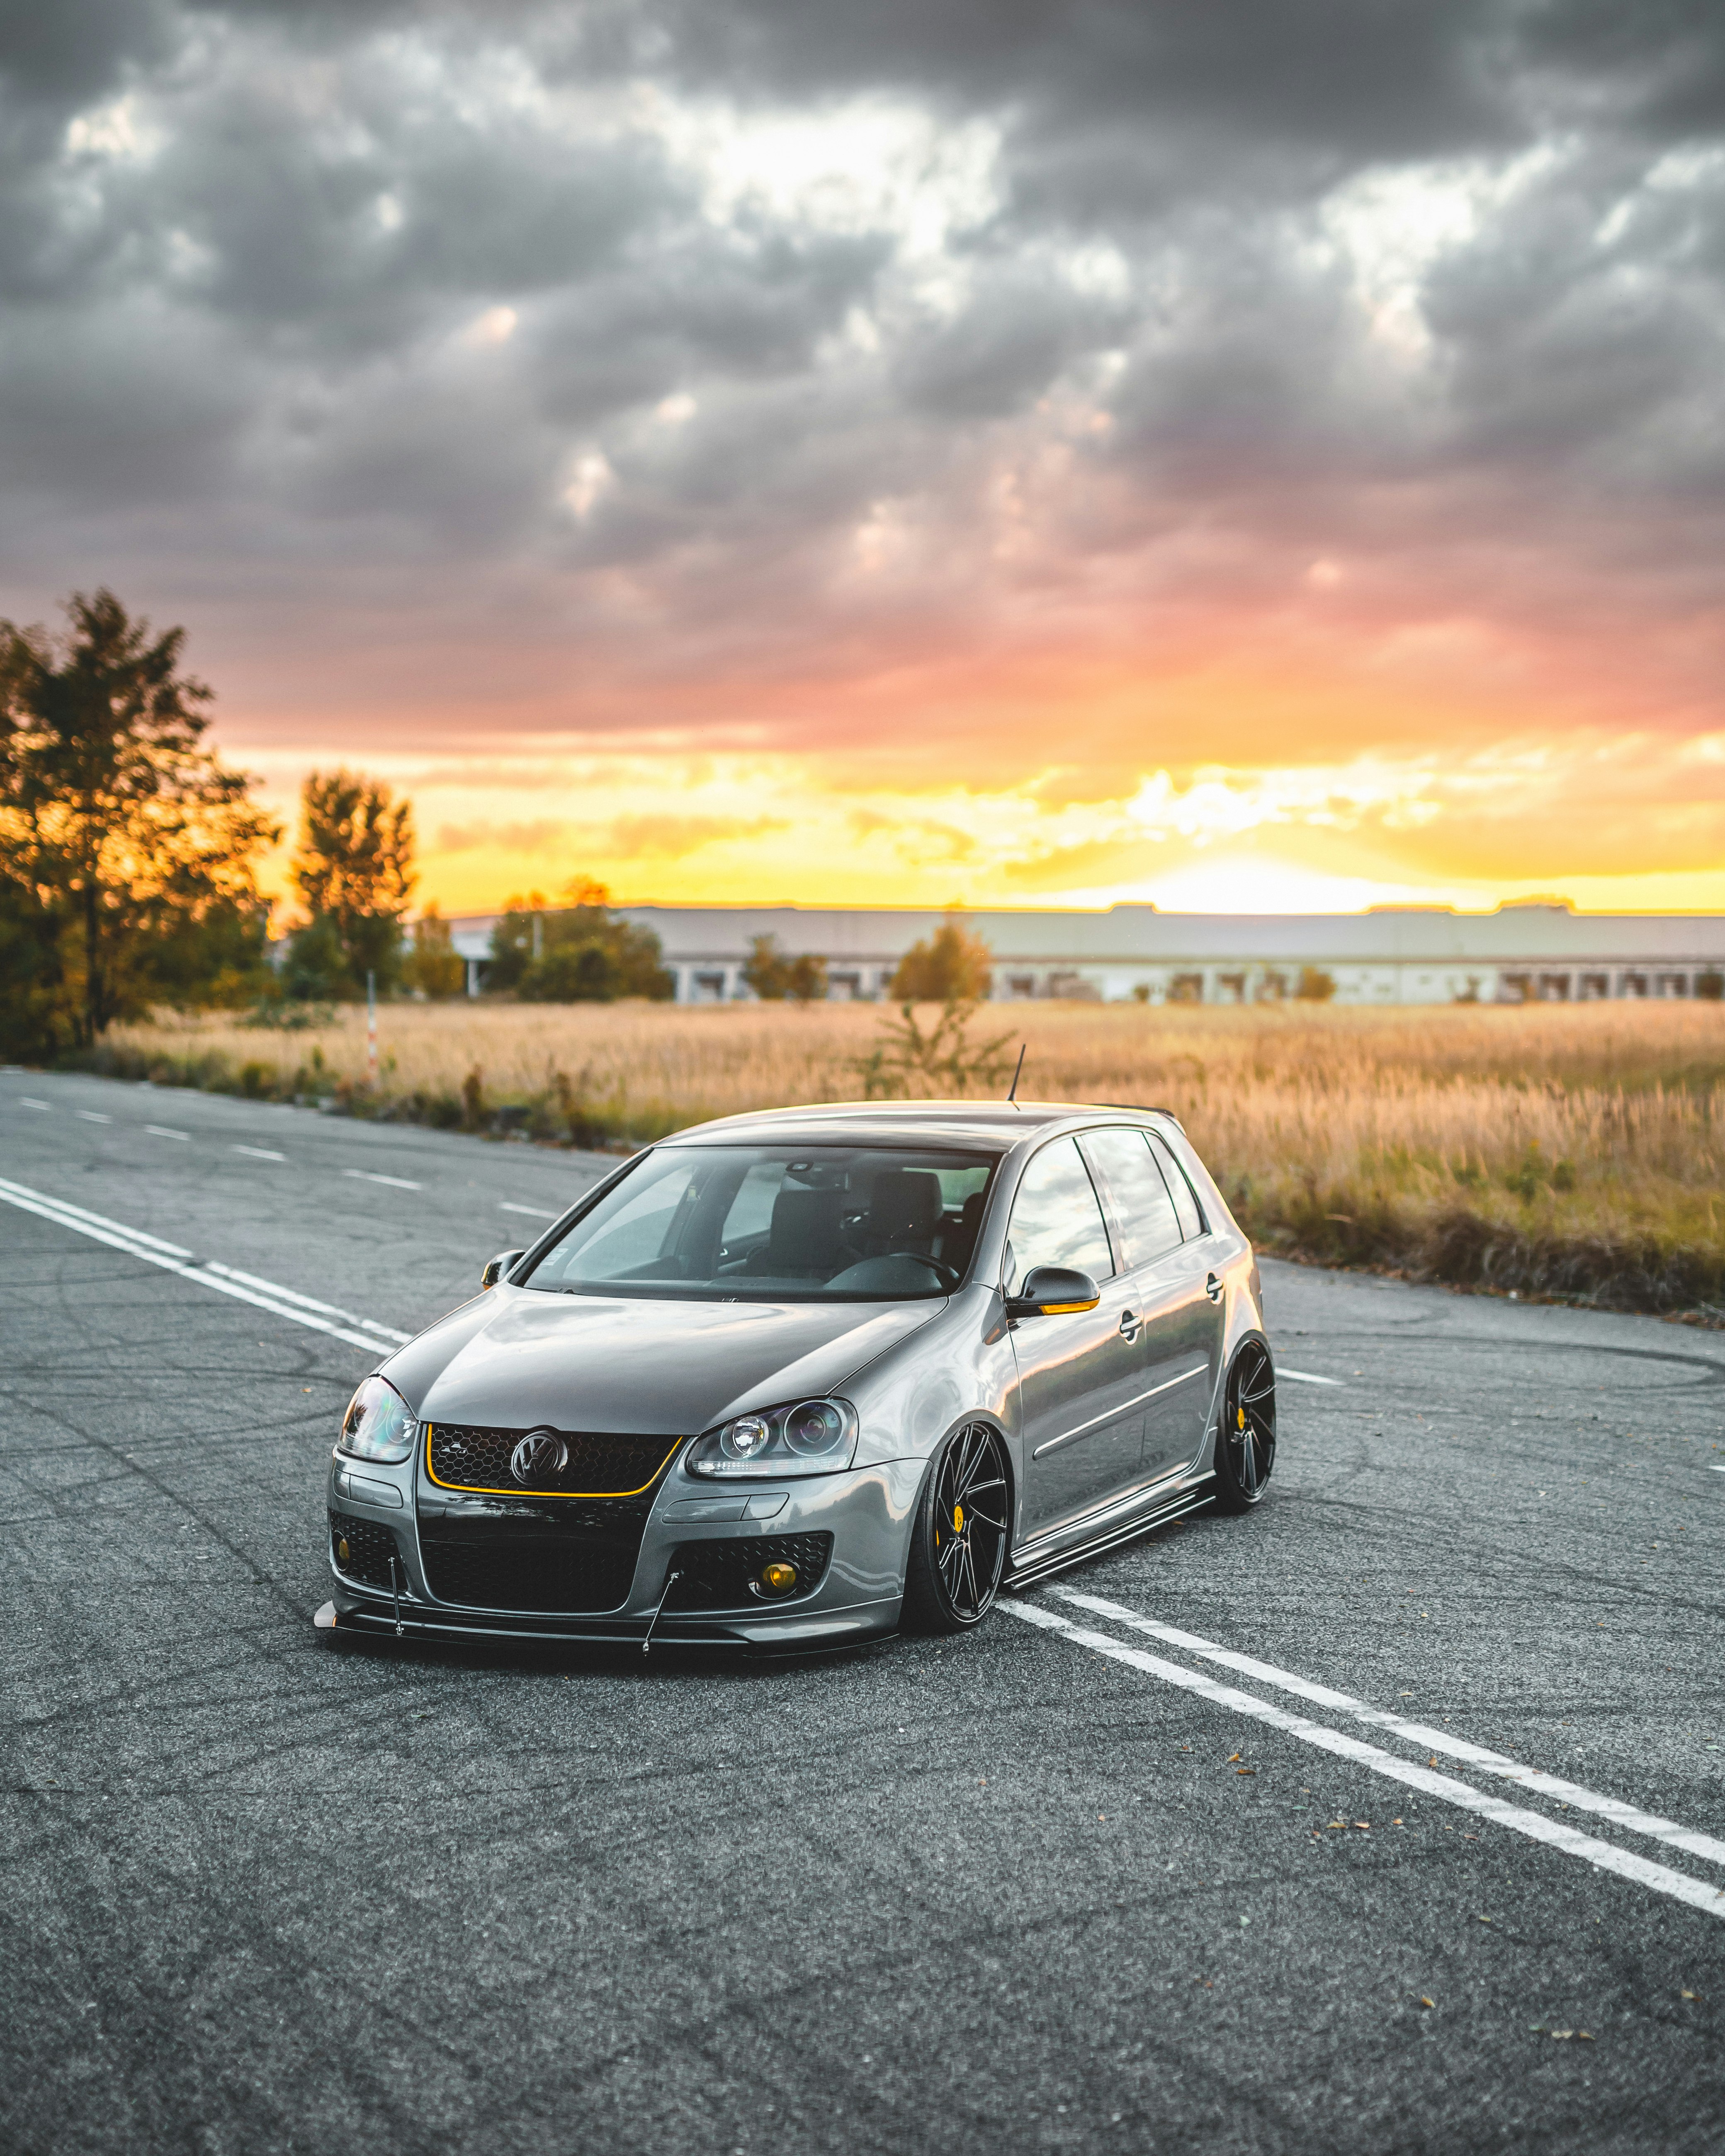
1004, 1264, 1101, 1320
481, 1247, 526, 1289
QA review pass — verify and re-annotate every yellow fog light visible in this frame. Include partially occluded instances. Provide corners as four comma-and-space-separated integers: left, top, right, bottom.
336, 1536, 351, 1566
759, 1561, 798, 1596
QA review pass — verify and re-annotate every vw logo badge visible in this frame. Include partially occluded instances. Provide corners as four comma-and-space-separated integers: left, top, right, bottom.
510, 1429, 569, 1483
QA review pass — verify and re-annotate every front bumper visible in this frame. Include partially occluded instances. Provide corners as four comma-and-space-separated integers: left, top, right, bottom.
321, 1451, 923, 1649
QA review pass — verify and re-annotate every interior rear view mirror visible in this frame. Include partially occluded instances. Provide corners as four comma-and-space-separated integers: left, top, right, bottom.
481, 1248, 525, 1289
1004, 1265, 1101, 1320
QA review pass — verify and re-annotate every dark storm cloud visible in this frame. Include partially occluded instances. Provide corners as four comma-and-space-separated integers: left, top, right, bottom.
0, 0, 1722, 749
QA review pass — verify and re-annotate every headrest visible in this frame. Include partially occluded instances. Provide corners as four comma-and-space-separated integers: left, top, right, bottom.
767, 1185, 841, 1272
865, 1169, 942, 1243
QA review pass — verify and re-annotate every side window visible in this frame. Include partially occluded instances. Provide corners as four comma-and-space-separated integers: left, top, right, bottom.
1147, 1131, 1206, 1240
719, 1162, 784, 1249
1079, 1128, 1183, 1270
1003, 1136, 1114, 1290
539, 1158, 698, 1281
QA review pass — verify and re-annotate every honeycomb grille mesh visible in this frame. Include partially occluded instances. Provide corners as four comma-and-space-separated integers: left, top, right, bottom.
667, 1532, 834, 1610
329, 1509, 401, 1591
420, 1534, 638, 1615
426, 1422, 680, 1496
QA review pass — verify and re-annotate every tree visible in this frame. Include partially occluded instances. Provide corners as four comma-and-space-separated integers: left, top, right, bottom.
1295, 966, 1337, 1002
289, 769, 415, 995
403, 904, 466, 998
743, 933, 828, 1003
491, 878, 674, 1002
0, 589, 279, 1050
889, 920, 993, 1002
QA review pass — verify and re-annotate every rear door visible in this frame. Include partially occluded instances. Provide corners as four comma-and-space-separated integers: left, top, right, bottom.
1079, 1126, 1222, 1482
1143, 1130, 1226, 1476
1006, 1136, 1145, 1539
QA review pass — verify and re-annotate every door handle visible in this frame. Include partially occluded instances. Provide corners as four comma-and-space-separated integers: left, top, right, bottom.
1118, 1309, 1141, 1339
1205, 1272, 1223, 1304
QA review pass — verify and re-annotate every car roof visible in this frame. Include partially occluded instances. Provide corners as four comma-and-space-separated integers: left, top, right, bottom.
664, 1100, 1183, 1148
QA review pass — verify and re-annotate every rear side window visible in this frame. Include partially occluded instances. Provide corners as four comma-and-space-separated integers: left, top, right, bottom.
1148, 1131, 1206, 1240
1079, 1127, 1183, 1270
1004, 1136, 1115, 1290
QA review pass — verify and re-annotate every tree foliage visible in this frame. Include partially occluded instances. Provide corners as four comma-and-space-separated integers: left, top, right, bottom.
742, 932, 828, 1003
287, 768, 415, 995
488, 879, 673, 1002
1295, 966, 1338, 1002
0, 589, 278, 1054
403, 903, 466, 998
888, 920, 993, 1003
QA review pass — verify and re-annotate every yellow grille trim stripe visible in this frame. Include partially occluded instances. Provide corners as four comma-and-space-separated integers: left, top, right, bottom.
423, 1423, 685, 1499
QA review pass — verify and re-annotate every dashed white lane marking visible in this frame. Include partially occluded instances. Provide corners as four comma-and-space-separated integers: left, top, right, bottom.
0, 1176, 410, 1355
499, 1202, 559, 1219
1278, 1367, 1344, 1386
74, 1110, 111, 1123
1004, 1599, 1725, 1922
342, 1168, 422, 1190
1711, 1464, 1725, 1474
16, 1097, 50, 1110
145, 1124, 190, 1141
1055, 1588, 1725, 1872
233, 1144, 287, 1161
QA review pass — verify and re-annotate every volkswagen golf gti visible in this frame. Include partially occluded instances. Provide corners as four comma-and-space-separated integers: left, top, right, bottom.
317, 1100, 1276, 1650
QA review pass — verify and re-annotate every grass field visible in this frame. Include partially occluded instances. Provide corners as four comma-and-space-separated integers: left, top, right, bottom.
75, 998, 1725, 1319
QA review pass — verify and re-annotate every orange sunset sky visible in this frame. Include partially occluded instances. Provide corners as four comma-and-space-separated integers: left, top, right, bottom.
5, 3, 1723, 920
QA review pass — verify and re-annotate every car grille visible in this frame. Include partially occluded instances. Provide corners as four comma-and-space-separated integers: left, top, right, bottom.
426, 1421, 682, 1496
420, 1532, 639, 1614
329, 1509, 402, 1591
666, 1533, 834, 1610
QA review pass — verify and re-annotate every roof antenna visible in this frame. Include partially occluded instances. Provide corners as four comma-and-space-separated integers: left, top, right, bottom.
1007, 1042, 1026, 1103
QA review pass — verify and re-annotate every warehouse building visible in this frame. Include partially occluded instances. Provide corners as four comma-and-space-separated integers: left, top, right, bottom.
442, 901, 1725, 1006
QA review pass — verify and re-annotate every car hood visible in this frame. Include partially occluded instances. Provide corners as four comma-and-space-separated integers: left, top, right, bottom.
388, 1287, 941, 1435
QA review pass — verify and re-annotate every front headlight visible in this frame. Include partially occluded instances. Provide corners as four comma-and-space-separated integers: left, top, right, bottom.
685, 1397, 858, 1479
338, 1375, 416, 1463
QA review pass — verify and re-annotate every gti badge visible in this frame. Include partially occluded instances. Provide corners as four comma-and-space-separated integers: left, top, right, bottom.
510, 1428, 569, 1483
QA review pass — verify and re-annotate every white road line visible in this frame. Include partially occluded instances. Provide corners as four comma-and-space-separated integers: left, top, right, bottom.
0, 1175, 406, 1355
145, 1124, 190, 1141
1055, 1588, 1725, 1872
1278, 1367, 1343, 1386
233, 1145, 287, 1162
0, 1179, 193, 1257
199, 1262, 411, 1343
1711, 1465, 1725, 1474
1004, 1599, 1725, 1922
16, 1097, 50, 1110
499, 1202, 559, 1219
74, 1110, 112, 1123
342, 1168, 422, 1190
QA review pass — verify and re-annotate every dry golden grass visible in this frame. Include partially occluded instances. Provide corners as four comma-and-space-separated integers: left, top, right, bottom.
84, 997, 1725, 1315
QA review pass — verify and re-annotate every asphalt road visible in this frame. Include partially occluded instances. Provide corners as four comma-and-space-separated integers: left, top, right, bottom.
3, 1067, 1723, 2156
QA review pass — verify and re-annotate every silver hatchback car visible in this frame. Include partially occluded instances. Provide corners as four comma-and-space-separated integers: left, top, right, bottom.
316, 1100, 1275, 1650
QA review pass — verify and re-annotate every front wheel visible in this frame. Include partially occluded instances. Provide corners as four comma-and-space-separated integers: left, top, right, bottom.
1212, 1339, 1276, 1512
901, 1423, 1011, 1633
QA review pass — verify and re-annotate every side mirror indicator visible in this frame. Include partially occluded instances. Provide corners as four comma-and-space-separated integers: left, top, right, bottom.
1003, 1265, 1102, 1320
481, 1247, 526, 1289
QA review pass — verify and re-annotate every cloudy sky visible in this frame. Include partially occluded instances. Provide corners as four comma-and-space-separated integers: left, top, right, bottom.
5, 0, 1725, 916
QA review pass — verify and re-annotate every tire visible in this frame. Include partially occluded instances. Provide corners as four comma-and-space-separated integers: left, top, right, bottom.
901, 1422, 1011, 1633
1212, 1338, 1277, 1513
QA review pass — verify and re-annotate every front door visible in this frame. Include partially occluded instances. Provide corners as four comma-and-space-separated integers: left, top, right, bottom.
1006, 1136, 1143, 1537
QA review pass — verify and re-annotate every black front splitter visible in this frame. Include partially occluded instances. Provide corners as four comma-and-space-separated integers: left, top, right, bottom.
313, 1594, 894, 1651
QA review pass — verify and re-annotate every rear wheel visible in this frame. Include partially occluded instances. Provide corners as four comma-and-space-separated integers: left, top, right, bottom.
901, 1423, 1011, 1633
1213, 1340, 1276, 1512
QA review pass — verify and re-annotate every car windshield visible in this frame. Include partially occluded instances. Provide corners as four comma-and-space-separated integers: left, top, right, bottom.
520, 1143, 1000, 1301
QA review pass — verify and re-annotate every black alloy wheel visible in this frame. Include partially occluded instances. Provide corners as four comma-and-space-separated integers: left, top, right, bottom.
902, 1423, 1011, 1632
1213, 1339, 1277, 1512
